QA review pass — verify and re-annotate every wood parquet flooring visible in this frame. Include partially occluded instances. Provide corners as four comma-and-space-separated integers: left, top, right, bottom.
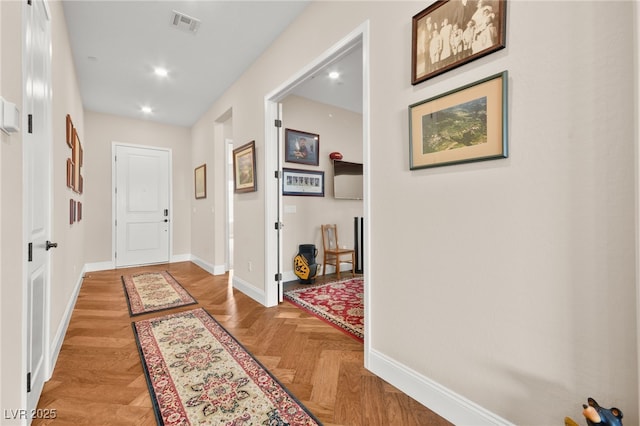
34, 261, 451, 425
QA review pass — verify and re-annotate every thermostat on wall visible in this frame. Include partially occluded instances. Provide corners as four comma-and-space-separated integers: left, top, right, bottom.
0, 97, 20, 134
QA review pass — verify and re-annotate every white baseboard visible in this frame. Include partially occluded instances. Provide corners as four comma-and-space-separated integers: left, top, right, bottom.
171, 253, 191, 263
232, 275, 266, 305
48, 265, 85, 378
84, 260, 114, 272
367, 349, 513, 426
189, 255, 226, 276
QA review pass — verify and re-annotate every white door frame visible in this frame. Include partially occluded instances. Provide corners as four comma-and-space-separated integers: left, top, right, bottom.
263, 22, 371, 354
225, 138, 234, 271
111, 142, 173, 267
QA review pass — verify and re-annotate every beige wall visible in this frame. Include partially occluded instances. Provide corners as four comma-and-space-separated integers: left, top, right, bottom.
192, 1, 638, 424
50, 0, 86, 364
83, 111, 192, 264
281, 95, 363, 278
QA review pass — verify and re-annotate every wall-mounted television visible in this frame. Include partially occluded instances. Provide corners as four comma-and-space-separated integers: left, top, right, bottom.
333, 160, 363, 200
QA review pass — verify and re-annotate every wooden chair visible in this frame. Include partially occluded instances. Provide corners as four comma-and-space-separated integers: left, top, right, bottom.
321, 224, 355, 279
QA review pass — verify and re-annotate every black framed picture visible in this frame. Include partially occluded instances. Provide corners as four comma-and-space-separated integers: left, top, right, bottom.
284, 128, 319, 166
282, 168, 324, 197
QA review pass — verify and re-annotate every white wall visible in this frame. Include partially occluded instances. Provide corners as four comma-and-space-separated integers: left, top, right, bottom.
281, 95, 363, 278
83, 111, 192, 265
192, 1, 638, 424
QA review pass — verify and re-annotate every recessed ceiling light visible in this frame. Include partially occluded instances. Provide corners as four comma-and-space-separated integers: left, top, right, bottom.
329, 71, 340, 80
154, 67, 168, 78
141, 106, 152, 114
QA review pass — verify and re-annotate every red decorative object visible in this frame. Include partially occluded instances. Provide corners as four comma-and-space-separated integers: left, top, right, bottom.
329, 152, 343, 160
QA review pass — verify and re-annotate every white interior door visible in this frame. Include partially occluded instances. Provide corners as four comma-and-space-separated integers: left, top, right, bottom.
25, 0, 52, 413
114, 145, 170, 267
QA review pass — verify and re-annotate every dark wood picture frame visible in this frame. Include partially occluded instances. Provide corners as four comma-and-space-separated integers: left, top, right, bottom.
65, 114, 74, 148
282, 167, 325, 197
233, 141, 257, 193
412, 0, 507, 85
194, 164, 207, 199
409, 71, 508, 169
284, 128, 320, 166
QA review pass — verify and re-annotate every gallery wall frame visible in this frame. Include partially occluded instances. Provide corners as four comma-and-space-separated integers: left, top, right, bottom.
409, 70, 508, 170
233, 141, 257, 193
284, 128, 320, 166
411, 0, 507, 85
282, 167, 324, 197
194, 164, 207, 199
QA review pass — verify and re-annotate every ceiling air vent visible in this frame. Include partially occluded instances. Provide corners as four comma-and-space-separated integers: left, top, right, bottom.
170, 10, 201, 34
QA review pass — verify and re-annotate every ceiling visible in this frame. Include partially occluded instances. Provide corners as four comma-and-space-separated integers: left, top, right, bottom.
62, 1, 362, 128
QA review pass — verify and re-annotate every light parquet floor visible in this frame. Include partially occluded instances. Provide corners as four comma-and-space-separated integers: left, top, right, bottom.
34, 261, 451, 426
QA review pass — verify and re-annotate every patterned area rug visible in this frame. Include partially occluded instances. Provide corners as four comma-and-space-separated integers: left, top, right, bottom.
122, 271, 197, 316
132, 308, 321, 426
284, 277, 364, 342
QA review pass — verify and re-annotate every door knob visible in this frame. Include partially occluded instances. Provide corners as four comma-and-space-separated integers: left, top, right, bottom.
45, 241, 58, 250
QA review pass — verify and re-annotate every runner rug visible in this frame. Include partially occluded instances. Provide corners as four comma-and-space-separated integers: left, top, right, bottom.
132, 308, 321, 426
284, 277, 364, 342
122, 271, 197, 316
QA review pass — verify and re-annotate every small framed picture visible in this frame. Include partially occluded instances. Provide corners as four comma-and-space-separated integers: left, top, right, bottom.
412, 0, 507, 85
233, 141, 257, 193
66, 115, 74, 148
194, 164, 206, 199
409, 71, 508, 169
284, 129, 319, 166
282, 167, 324, 197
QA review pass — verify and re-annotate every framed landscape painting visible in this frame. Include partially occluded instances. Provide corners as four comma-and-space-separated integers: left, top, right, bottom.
233, 141, 257, 193
409, 71, 508, 170
412, 0, 507, 85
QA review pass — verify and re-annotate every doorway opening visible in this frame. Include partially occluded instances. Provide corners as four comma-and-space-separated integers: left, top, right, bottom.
263, 22, 370, 346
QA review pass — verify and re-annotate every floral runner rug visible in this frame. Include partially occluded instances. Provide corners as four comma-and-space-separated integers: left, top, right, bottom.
122, 271, 197, 316
284, 277, 364, 342
132, 308, 321, 426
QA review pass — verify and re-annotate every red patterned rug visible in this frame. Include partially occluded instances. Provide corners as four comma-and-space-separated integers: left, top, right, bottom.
122, 271, 197, 316
284, 277, 364, 342
132, 308, 320, 425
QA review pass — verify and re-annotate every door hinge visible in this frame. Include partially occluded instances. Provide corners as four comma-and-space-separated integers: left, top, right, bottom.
27, 0, 32, 5
274, 170, 280, 179
274, 222, 284, 230
28, 114, 33, 134
275, 273, 282, 281
274, 119, 282, 128
28, 242, 33, 262
115, 252, 117, 259
26, 372, 31, 393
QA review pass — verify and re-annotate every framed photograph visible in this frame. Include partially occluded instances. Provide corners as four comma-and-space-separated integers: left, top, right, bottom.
409, 71, 508, 170
412, 0, 507, 85
233, 141, 257, 193
66, 158, 74, 188
66, 114, 74, 148
284, 129, 319, 166
194, 164, 207, 199
282, 167, 324, 197
77, 201, 82, 222
72, 128, 83, 194
69, 199, 75, 225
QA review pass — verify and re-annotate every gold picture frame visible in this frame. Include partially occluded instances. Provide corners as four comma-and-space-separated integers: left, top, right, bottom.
194, 164, 207, 199
409, 71, 508, 170
233, 141, 257, 193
